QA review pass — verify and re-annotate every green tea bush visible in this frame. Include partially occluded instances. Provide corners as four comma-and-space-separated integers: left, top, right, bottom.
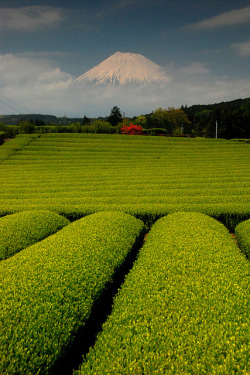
0, 211, 144, 375
78, 212, 249, 374
0, 134, 39, 163
235, 218, 250, 258
0, 210, 69, 260
0, 134, 249, 228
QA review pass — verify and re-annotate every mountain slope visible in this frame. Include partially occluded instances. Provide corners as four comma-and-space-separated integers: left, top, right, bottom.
75, 51, 169, 85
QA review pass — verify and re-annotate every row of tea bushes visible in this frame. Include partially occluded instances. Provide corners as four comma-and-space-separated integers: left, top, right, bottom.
1, 199, 248, 231
0, 210, 69, 260
0, 211, 144, 375
0, 134, 249, 229
0, 199, 248, 232
0, 134, 39, 163
235, 218, 250, 258
78, 212, 249, 374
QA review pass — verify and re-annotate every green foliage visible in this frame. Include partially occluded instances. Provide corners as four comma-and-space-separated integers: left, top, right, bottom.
78, 212, 249, 374
107, 106, 122, 126
0, 211, 144, 375
82, 120, 115, 134
0, 210, 69, 260
134, 115, 147, 127
235, 218, 250, 258
151, 107, 191, 134
82, 115, 91, 125
0, 134, 39, 163
18, 120, 35, 134
55, 120, 117, 134
34, 125, 58, 133
184, 98, 250, 138
0, 124, 19, 138
0, 134, 249, 228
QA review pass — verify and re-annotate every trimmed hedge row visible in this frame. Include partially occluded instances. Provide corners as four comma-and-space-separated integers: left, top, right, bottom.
0, 134, 39, 163
78, 212, 249, 374
0, 201, 248, 232
0, 211, 144, 374
235, 218, 250, 258
0, 134, 249, 229
0, 210, 69, 260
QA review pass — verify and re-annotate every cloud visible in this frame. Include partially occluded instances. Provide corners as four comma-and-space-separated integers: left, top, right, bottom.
231, 40, 250, 57
188, 6, 250, 30
0, 53, 73, 113
0, 53, 249, 117
176, 62, 210, 76
0, 54, 72, 86
0, 6, 66, 31
17, 51, 66, 59
95, 0, 142, 19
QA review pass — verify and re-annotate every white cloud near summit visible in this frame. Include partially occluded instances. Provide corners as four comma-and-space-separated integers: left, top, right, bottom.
188, 6, 250, 29
0, 6, 66, 31
176, 62, 210, 76
0, 52, 250, 117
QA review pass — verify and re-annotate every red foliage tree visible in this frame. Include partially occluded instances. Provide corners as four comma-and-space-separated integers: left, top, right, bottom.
120, 124, 143, 135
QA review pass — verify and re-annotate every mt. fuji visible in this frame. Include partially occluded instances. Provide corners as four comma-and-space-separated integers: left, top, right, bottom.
76, 51, 169, 86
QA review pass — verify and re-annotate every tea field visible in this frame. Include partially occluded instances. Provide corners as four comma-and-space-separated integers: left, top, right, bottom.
0, 134, 249, 374
0, 133, 250, 228
78, 212, 249, 375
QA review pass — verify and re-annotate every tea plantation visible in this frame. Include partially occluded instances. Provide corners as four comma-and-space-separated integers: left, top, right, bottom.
1, 134, 250, 227
78, 212, 249, 374
0, 134, 249, 374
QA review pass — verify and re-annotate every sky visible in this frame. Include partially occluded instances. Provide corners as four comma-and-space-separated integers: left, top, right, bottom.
0, 0, 250, 118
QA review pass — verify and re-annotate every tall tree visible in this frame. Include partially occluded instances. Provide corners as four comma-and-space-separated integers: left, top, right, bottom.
107, 106, 122, 126
82, 116, 90, 125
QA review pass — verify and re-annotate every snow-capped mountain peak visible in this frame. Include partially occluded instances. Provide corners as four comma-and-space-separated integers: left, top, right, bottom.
75, 51, 169, 85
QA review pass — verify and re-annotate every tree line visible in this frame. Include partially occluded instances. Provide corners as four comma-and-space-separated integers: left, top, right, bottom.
0, 98, 249, 139
131, 98, 250, 138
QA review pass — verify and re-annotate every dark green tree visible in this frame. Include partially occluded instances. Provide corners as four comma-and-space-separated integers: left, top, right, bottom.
82, 116, 91, 125
18, 121, 35, 134
107, 106, 122, 126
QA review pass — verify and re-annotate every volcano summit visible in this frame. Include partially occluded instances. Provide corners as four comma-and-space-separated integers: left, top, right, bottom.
76, 51, 169, 86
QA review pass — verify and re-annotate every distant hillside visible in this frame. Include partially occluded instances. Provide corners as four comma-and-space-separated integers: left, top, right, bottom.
0, 113, 92, 126
183, 98, 250, 116
0, 114, 59, 125
182, 98, 250, 138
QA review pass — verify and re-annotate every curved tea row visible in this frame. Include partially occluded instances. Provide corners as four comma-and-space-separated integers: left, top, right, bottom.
0, 211, 144, 374
78, 212, 249, 374
0, 210, 69, 260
